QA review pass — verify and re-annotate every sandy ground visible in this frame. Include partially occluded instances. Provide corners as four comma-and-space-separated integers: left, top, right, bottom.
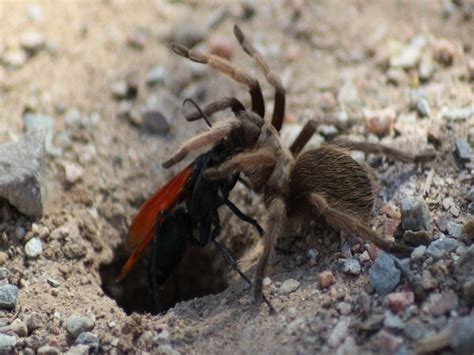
0, 0, 473, 354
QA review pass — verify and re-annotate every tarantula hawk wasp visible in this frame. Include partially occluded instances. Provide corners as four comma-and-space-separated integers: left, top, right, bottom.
118, 99, 275, 312
164, 24, 436, 304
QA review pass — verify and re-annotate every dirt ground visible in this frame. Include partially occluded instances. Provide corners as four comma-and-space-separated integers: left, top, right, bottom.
0, 0, 473, 354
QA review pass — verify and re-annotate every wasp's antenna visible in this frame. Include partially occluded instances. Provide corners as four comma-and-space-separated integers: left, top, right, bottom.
183, 98, 212, 127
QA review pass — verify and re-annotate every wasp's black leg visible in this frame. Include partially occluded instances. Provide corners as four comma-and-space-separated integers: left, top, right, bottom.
224, 199, 264, 236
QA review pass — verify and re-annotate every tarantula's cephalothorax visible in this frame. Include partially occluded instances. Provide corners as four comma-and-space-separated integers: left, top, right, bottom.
164, 25, 435, 304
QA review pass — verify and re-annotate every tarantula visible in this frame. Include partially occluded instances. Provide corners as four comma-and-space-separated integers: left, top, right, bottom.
163, 25, 434, 304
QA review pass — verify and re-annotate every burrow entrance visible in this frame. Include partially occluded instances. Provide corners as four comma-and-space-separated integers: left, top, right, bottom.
99, 242, 230, 314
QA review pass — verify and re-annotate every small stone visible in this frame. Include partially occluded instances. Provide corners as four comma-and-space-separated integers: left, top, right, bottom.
63, 161, 84, 184
464, 219, 474, 239
142, 109, 171, 135
0, 284, 18, 310
2, 49, 27, 68
0, 334, 17, 353
0, 268, 10, 281
383, 315, 404, 331
467, 188, 474, 202
447, 221, 463, 238
454, 245, 474, 283
337, 302, 352, 315
454, 138, 472, 167
468, 202, 474, 215
409, 91, 431, 117
262, 277, 272, 287
432, 38, 456, 66
24, 237, 42, 258
111, 81, 137, 100
428, 290, 459, 316
386, 68, 408, 85
374, 330, 403, 353
146, 66, 166, 86
64, 315, 95, 338
369, 253, 401, 296
154, 329, 170, 345
427, 123, 444, 148
390, 35, 426, 69
418, 54, 434, 81
47, 278, 60, 288
336, 336, 358, 355
25, 312, 43, 333
387, 291, 415, 313
0, 132, 46, 217
168, 21, 207, 47
0, 319, 27, 337
75, 332, 100, 353
328, 318, 350, 347
319, 271, 336, 289
37, 345, 61, 355
403, 230, 432, 246
426, 238, 459, 259
23, 112, 59, 156
449, 316, 474, 354
411, 245, 426, 261
20, 31, 45, 53
400, 197, 432, 232
359, 251, 370, 262
442, 106, 474, 122
422, 269, 438, 290
363, 108, 395, 137
66, 344, 89, 355
279, 279, 300, 295
343, 258, 361, 275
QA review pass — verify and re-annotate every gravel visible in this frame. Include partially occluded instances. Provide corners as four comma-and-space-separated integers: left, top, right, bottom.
0, 284, 18, 310
0, 131, 46, 217
369, 253, 401, 296
400, 197, 432, 231
64, 316, 95, 339
425, 238, 459, 259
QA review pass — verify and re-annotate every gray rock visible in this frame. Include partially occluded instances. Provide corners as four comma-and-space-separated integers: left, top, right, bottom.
409, 91, 431, 117
0, 284, 18, 310
142, 109, 171, 135
454, 245, 474, 283
37, 345, 61, 355
447, 221, 463, 238
0, 334, 17, 353
442, 105, 474, 121
146, 66, 166, 86
0, 132, 46, 217
343, 258, 361, 275
66, 344, 89, 355
468, 202, 474, 215
23, 112, 60, 156
467, 188, 474, 202
384, 315, 404, 331
400, 197, 432, 231
0, 318, 27, 337
411, 245, 426, 261
369, 253, 401, 295
454, 138, 472, 167
390, 35, 426, 69
0, 268, 9, 281
24, 237, 42, 258
75, 332, 99, 353
450, 316, 474, 355
426, 238, 459, 259
328, 318, 350, 347
279, 279, 300, 295
168, 21, 207, 47
25, 312, 43, 333
64, 315, 95, 338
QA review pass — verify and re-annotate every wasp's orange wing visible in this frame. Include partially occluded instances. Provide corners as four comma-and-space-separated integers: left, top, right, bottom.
117, 164, 193, 281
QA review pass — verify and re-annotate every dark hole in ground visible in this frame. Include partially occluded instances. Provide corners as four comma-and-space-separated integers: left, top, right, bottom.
99, 242, 229, 315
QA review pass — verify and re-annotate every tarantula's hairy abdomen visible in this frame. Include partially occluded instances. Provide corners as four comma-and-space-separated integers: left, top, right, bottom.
288, 145, 376, 221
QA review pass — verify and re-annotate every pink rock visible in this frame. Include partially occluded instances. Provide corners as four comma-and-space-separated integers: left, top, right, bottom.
319, 271, 336, 289
386, 291, 415, 313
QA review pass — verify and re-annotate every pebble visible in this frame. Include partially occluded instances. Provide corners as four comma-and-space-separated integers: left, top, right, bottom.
375, 329, 403, 353
279, 279, 300, 295
0, 131, 46, 217
409, 90, 430, 117
426, 238, 459, 259
369, 253, 400, 296
454, 138, 472, 167
428, 290, 459, 316
66, 344, 89, 355
0, 334, 17, 353
337, 302, 352, 315
442, 105, 474, 121
335, 336, 358, 355
411, 245, 427, 261
23, 112, 60, 156
62, 161, 84, 184
75, 332, 100, 353
383, 315, 404, 331
446, 221, 463, 238
390, 35, 426, 69
454, 245, 474, 283
37, 345, 61, 355
432, 38, 455, 66
111, 81, 137, 100
468, 202, 474, 214
467, 188, 474, 202
20, 31, 45, 53
343, 258, 361, 275
142, 109, 171, 135
386, 68, 408, 86
146, 66, 166, 86
0, 284, 18, 310
2, 49, 27, 68
24, 237, 42, 258
0, 319, 27, 337
449, 316, 474, 354
427, 123, 443, 148
327, 318, 350, 347
0, 268, 10, 281
319, 271, 336, 288
418, 54, 434, 81
422, 269, 438, 290
403, 230, 432, 246
25, 312, 43, 333
47, 278, 60, 288
168, 21, 207, 47
363, 107, 394, 137
64, 315, 95, 338
387, 291, 414, 313
400, 197, 432, 232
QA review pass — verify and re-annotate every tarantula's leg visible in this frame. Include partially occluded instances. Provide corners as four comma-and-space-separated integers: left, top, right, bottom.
171, 44, 265, 117
254, 197, 287, 303
185, 97, 246, 122
309, 192, 411, 254
290, 116, 350, 156
162, 118, 240, 169
204, 148, 276, 180
330, 138, 436, 163
234, 25, 286, 132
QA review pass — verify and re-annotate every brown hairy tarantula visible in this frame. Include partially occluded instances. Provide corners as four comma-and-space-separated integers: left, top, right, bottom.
163, 25, 434, 304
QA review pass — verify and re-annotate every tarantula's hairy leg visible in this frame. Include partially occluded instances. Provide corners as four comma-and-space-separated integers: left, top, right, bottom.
185, 97, 246, 122
309, 192, 411, 253
330, 138, 436, 163
204, 148, 276, 181
162, 118, 241, 169
234, 25, 286, 132
171, 44, 265, 117
254, 197, 286, 303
